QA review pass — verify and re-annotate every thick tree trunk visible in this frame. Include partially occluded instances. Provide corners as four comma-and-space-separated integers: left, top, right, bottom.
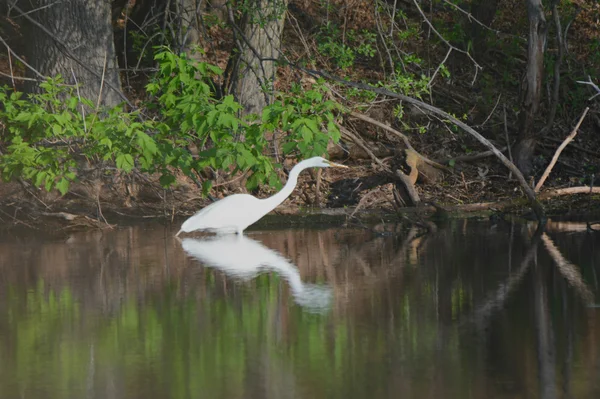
514, 0, 546, 176
20, 0, 122, 107
227, 0, 288, 116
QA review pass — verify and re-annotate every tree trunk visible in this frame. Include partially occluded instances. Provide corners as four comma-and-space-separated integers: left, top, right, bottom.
226, 0, 288, 116
514, 0, 546, 176
20, 0, 122, 107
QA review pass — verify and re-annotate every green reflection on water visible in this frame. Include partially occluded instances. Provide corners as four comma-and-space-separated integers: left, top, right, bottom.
0, 224, 599, 399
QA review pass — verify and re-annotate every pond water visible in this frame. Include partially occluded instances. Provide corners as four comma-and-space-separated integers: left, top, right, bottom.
0, 219, 599, 399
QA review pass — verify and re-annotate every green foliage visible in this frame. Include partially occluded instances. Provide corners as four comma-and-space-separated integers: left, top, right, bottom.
262, 81, 341, 160
316, 24, 378, 69
0, 76, 173, 194
146, 49, 277, 190
0, 49, 341, 195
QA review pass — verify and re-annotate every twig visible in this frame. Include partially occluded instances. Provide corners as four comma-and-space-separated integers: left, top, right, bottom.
348, 111, 451, 173
7, 43, 15, 90
441, 0, 501, 34
340, 126, 420, 205
437, 147, 508, 164
96, 51, 108, 110
535, 107, 589, 193
503, 104, 513, 179
542, 137, 600, 157
211, 170, 248, 188
412, 0, 481, 85
576, 76, 600, 101
70, 67, 87, 132
0, 207, 37, 229
478, 94, 501, 127
348, 190, 379, 220
0, 71, 43, 82
0, 34, 47, 79
96, 194, 111, 227
587, 174, 595, 228
428, 47, 452, 87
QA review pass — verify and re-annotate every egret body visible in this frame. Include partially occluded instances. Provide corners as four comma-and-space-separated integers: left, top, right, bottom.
176, 156, 347, 236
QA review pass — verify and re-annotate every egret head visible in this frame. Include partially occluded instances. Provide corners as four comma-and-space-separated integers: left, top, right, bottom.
307, 156, 349, 169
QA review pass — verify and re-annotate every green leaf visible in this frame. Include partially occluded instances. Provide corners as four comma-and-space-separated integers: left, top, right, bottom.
116, 153, 134, 172
14, 112, 31, 122
136, 131, 158, 155
68, 97, 78, 109
159, 173, 176, 188
282, 142, 297, 154
99, 137, 112, 150
300, 125, 313, 142
202, 180, 213, 196
34, 171, 47, 187
55, 178, 69, 195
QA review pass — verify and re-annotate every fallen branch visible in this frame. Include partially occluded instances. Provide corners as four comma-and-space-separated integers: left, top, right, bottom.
538, 186, 600, 200
535, 107, 589, 193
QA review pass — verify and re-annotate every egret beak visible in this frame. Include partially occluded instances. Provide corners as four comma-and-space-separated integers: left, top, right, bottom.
327, 161, 349, 168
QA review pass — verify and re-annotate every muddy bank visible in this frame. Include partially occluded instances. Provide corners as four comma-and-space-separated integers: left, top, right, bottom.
1, 171, 598, 232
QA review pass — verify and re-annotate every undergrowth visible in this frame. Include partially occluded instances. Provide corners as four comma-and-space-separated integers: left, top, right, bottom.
0, 49, 341, 196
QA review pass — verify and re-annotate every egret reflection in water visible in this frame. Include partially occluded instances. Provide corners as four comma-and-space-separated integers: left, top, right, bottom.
181, 235, 332, 312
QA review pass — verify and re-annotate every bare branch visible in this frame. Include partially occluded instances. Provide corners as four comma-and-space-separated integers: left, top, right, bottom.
411, 0, 482, 85
348, 111, 451, 173
441, 0, 500, 34
428, 48, 452, 88
0, 34, 47, 79
535, 107, 589, 193
339, 125, 420, 205
576, 76, 600, 100
477, 93, 501, 127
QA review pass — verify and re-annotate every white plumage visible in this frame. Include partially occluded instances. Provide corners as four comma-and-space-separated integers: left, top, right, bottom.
176, 156, 348, 236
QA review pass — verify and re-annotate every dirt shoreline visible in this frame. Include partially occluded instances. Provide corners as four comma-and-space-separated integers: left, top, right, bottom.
2, 185, 598, 233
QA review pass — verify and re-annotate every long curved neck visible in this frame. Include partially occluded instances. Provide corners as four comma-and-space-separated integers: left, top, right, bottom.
261, 159, 312, 211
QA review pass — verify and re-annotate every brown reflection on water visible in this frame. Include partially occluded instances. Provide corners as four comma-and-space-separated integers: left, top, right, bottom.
0, 221, 598, 399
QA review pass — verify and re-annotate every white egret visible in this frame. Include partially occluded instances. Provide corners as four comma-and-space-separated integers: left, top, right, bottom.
181, 235, 332, 312
176, 156, 348, 236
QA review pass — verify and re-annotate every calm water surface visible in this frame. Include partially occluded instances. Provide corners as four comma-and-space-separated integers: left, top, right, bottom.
0, 220, 599, 399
